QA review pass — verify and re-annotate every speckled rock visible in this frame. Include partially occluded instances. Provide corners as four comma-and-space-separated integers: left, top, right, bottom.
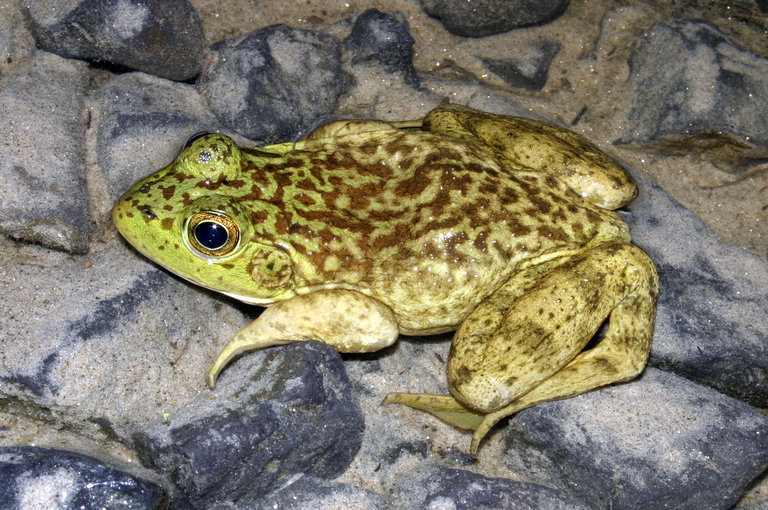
133, 342, 364, 507
481, 39, 561, 90
0, 446, 165, 510
394, 464, 590, 509
504, 368, 768, 509
27, 0, 205, 81
0, 51, 89, 254
420, 0, 568, 37
0, 2, 36, 82
344, 9, 418, 87
623, 169, 768, 406
201, 24, 343, 143
621, 19, 768, 146
246, 475, 387, 509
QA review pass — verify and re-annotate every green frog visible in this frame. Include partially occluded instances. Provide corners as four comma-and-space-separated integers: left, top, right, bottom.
113, 103, 658, 453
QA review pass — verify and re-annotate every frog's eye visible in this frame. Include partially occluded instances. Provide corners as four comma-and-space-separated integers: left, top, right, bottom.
187, 211, 239, 257
183, 132, 212, 149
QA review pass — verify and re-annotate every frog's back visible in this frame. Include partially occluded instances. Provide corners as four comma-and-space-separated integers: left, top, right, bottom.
246, 129, 628, 331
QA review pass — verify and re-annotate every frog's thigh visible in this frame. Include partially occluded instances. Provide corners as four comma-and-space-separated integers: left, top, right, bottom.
424, 103, 636, 209
206, 289, 399, 388
448, 242, 659, 413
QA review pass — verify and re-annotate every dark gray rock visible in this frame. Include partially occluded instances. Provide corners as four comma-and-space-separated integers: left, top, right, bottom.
621, 19, 768, 146
344, 9, 419, 87
0, 446, 165, 509
420, 0, 567, 37
201, 25, 343, 143
133, 342, 363, 507
0, 51, 89, 254
27, 0, 205, 81
621, 168, 768, 406
505, 368, 768, 509
248, 475, 387, 509
482, 39, 561, 90
92, 71, 224, 207
394, 464, 590, 509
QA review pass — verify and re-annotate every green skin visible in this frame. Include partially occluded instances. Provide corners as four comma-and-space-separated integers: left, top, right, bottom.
113, 103, 658, 453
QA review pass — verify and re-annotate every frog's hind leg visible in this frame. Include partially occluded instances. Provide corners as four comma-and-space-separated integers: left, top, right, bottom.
387, 242, 658, 454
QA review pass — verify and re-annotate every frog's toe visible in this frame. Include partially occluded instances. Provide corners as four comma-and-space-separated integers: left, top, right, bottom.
382, 392, 486, 434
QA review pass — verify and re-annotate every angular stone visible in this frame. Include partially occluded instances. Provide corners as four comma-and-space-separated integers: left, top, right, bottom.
621, 19, 768, 146
0, 446, 165, 509
27, 0, 205, 81
622, 169, 768, 406
481, 40, 561, 90
394, 463, 590, 509
505, 368, 768, 509
248, 475, 387, 509
201, 25, 343, 143
0, 51, 89, 254
344, 9, 418, 87
133, 342, 363, 507
420, 0, 567, 37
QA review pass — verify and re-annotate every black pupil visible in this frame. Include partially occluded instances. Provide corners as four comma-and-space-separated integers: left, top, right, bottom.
194, 221, 228, 250
184, 132, 211, 148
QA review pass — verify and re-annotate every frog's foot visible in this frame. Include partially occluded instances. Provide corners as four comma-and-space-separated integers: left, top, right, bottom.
206, 289, 399, 388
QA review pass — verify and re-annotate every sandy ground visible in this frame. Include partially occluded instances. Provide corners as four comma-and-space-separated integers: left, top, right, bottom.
188, 0, 768, 258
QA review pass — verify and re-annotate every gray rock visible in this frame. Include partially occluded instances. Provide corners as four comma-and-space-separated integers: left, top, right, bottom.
481, 39, 561, 90
249, 475, 387, 509
344, 9, 419, 87
621, 19, 768, 146
622, 169, 768, 406
201, 25, 343, 143
133, 342, 363, 507
0, 446, 165, 509
27, 0, 205, 81
394, 464, 590, 509
0, 51, 89, 254
91, 71, 224, 209
420, 0, 567, 37
0, 2, 36, 82
505, 368, 768, 509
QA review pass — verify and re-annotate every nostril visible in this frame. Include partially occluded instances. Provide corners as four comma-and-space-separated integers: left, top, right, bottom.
138, 205, 157, 220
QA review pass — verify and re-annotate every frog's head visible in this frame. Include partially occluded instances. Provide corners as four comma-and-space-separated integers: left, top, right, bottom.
112, 133, 296, 304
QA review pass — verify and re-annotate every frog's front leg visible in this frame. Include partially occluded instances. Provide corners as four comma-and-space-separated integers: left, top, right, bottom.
385, 242, 658, 453
206, 289, 399, 388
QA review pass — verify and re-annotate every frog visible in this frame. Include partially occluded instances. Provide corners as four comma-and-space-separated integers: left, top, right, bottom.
112, 103, 658, 454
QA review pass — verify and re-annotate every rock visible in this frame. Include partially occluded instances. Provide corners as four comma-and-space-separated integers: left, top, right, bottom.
344, 9, 419, 87
0, 1, 36, 82
621, 19, 768, 146
420, 0, 568, 37
0, 446, 165, 509
91, 71, 226, 215
133, 342, 364, 507
248, 475, 387, 509
394, 464, 590, 509
26, 0, 205, 81
505, 368, 768, 509
0, 51, 89, 254
0, 234, 249, 430
622, 169, 768, 406
481, 39, 561, 90
201, 25, 343, 143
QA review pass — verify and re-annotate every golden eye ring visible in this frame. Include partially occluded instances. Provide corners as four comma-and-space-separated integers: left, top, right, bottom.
187, 212, 240, 257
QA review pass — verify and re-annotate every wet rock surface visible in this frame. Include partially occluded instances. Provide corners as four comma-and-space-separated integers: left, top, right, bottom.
1, 1, 767, 508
